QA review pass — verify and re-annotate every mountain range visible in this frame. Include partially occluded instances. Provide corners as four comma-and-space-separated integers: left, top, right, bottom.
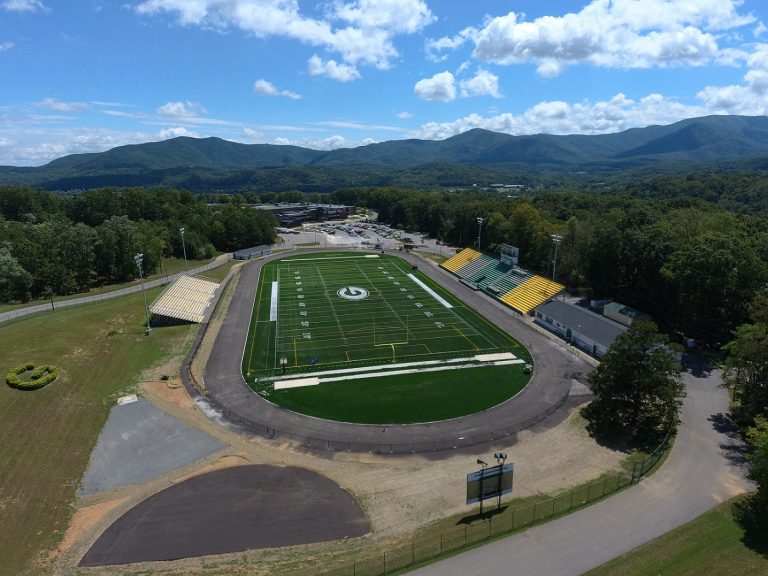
2, 114, 768, 192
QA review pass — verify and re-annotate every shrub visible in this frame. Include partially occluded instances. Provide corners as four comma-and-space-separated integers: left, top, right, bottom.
6, 362, 59, 390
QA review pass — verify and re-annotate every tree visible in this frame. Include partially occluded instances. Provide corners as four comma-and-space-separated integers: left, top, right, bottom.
0, 242, 32, 302
745, 415, 768, 529
723, 291, 768, 427
585, 321, 685, 443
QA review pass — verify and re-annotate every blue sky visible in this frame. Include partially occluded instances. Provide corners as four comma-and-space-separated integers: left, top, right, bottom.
1, 0, 767, 166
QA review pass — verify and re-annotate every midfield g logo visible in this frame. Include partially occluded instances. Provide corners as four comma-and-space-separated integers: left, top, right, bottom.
337, 286, 369, 301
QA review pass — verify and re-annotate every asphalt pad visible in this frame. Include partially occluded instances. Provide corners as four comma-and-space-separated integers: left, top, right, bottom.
79, 465, 370, 566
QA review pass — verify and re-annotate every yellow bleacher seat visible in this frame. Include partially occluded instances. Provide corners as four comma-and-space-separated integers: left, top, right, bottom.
500, 275, 564, 313
441, 248, 482, 273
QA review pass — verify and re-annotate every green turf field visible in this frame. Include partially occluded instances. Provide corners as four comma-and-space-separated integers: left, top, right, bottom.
243, 253, 530, 423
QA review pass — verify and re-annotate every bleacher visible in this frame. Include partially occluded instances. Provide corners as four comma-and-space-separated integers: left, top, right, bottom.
500, 276, 565, 314
487, 267, 532, 295
441, 247, 564, 314
149, 275, 221, 324
441, 248, 482, 273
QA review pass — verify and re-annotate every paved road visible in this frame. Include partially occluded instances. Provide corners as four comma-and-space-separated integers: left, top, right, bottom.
408, 357, 753, 576
202, 249, 587, 453
0, 254, 231, 325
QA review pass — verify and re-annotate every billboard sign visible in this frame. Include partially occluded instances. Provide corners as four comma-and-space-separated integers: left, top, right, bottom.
466, 463, 514, 505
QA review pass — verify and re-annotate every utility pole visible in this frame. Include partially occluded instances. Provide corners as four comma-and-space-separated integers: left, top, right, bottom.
134, 253, 152, 335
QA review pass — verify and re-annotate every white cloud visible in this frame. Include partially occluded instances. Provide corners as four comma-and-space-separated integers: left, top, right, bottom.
0, 41, 13, 52
426, 26, 476, 61
414, 71, 456, 102
756, 22, 768, 38
37, 98, 88, 112
308, 55, 360, 82
697, 43, 768, 114
412, 92, 706, 141
396, 111, 413, 119
459, 69, 501, 98
253, 79, 302, 99
428, 0, 755, 77
156, 100, 207, 117
2, 0, 47, 12
135, 0, 433, 72
158, 126, 199, 139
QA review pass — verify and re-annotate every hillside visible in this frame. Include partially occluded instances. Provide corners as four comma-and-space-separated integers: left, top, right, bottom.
2, 115, 768, 191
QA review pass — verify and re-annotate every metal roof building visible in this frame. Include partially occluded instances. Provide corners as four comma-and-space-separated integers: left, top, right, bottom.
534, 299, 627, 358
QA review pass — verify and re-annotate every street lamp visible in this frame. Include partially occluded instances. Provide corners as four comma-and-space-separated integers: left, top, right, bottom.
476, 217, 484, 250
179, 227, 189, 275
551, 234, 563, 282
134, 253, 152, 335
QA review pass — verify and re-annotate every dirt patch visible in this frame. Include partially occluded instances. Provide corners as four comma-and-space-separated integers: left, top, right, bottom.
142, 379, 197, 414
53, 497, 128, 558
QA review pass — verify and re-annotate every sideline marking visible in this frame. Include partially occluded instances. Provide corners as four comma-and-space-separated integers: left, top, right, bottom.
269, 281, 278, 321
407, 274, 453, 308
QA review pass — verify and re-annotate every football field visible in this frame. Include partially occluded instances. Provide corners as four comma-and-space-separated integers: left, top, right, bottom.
242, 252, 530, 423
244, 253, 523, 375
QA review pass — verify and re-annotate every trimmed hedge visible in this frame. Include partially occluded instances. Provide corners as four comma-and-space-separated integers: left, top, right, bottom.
6, 362, 59, 390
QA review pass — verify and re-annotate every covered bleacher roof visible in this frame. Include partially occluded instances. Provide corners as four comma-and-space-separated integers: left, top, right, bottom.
149, 275, 220, 324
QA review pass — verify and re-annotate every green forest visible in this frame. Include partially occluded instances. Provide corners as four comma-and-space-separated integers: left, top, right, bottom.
0, 186, 276, 302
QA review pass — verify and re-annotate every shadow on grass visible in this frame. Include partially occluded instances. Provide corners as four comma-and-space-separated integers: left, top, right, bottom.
732, 497, 768, 558
457, 505, 508, 525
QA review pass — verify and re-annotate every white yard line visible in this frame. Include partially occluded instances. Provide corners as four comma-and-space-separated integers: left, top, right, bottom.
269, 281, 279, 321
407, 273, 453, 309
274, 377, 320, 390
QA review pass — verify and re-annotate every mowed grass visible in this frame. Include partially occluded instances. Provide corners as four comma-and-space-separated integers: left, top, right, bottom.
244, 252, 530, 423
585, 496, 768, 576
268, 365, 528, 424
0, 263, 235, 575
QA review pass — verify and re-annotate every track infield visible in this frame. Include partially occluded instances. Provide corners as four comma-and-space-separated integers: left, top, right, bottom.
242, 253, 530, 423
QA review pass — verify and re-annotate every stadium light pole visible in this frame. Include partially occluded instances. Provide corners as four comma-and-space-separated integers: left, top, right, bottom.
551, 234, 563, 282
477, 458, 488, 514
179, 227, 189, 275
134, 253, 152, 335
476, 217, 484, 250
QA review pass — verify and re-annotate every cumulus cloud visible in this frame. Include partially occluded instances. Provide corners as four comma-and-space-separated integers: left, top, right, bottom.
158, 126, 199, 139
459, 69, 501, 98
697, 43, 768, 114
414, 93, 687, 141
397, 111, 414, 119
2, 0, 47, 12
253, 79, 302, 100
414, 71, 456, 102
308, 55, 360, 82
156, 100, 206, 117
429, 0, 755, 77
135, 0, 433, 73
0, 41, 13, 51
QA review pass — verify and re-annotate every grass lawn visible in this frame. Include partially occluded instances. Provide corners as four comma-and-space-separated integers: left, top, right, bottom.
0, 256, 215, 313
0, 262, 239, 575
585, 496, 768, 576
267, 365, 529, 424
244, 252, 529, 423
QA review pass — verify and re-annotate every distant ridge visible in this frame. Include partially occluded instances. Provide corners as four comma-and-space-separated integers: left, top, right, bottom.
2, 115, 768, 191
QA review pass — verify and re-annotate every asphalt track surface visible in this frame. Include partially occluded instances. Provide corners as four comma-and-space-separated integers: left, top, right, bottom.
79, 464, 370, 566
203, 250, 588, 452
408, 357, 753, 576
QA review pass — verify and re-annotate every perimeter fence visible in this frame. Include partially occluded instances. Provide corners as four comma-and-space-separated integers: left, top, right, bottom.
316, 427, 673, 576
0, 256, 231, 327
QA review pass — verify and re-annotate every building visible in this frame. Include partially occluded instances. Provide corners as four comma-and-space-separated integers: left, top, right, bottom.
252, 203, 356, 226
603, 301, 651, 327
534, 299, 627, 358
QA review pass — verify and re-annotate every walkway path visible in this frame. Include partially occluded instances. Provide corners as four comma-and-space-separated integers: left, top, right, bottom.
408, 356, 753, 575
0, 254, 231, 325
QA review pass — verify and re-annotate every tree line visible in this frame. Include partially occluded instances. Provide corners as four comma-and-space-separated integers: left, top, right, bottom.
0, 186, 276, 302
331, 187, 768, 347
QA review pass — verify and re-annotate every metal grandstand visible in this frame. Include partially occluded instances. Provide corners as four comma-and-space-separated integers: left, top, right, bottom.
149, 275, 220, 325
441, 248, 564, 314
